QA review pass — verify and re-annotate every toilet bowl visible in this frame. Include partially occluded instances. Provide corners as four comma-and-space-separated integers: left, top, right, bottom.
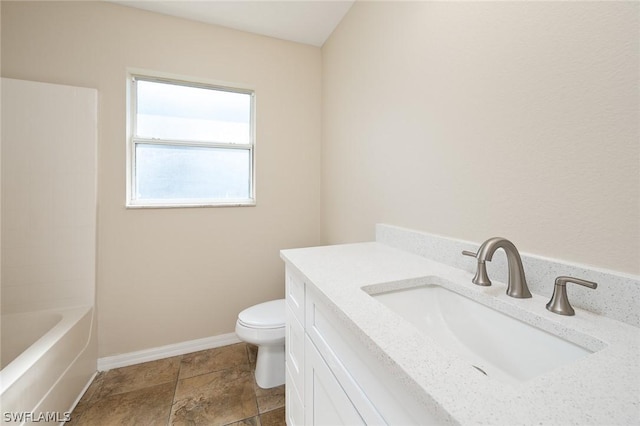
235, 299, 286, 389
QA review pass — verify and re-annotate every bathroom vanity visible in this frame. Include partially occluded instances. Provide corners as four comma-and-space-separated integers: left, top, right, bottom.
281, 226, 640, 425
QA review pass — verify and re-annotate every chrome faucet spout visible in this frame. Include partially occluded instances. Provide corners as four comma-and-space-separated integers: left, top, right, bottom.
475, 237, 532, 299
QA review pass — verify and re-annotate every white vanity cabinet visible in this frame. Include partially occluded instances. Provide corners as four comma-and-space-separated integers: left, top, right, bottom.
285, 269, 306, 426
284, 267, 431, 426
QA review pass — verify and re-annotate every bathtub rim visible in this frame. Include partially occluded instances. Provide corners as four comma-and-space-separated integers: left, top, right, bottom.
0, 305, 93, 395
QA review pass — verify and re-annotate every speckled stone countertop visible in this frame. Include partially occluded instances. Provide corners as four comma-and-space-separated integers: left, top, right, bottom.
280, 242, 640, 425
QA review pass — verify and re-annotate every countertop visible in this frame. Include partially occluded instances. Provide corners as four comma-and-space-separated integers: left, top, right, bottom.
280, 242, 640, 425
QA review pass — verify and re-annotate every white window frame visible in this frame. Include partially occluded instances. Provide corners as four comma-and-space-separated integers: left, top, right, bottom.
126, 71, 256, 208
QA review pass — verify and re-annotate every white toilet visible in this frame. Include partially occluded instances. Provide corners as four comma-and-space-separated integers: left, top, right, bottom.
235, 299, 286, 388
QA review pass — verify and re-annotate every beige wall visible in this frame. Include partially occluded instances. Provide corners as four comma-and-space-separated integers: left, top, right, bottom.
1, 1, 321, 356
322, 1, 639, 274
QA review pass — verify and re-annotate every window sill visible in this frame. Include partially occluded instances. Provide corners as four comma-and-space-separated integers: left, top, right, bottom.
126, 200, 256, 209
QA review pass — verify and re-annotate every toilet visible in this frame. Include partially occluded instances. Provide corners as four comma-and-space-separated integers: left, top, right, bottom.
235, 299, 286, 388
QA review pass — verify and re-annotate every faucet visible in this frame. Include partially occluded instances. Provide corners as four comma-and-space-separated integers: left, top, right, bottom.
463, 237, 532, 299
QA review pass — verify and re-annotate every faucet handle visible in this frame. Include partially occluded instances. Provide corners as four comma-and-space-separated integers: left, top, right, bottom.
546, 276, 598, 316
461, 250, 492, 286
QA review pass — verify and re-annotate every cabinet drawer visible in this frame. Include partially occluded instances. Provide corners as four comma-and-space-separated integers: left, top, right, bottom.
286, 305, 305, 399
286, 268, 305, 325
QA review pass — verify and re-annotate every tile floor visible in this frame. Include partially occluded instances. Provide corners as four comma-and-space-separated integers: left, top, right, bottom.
67, 343, 285, 426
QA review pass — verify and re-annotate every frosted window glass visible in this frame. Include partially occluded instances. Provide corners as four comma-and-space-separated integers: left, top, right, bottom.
136, 80, 251, 144
135, 144, 250, 200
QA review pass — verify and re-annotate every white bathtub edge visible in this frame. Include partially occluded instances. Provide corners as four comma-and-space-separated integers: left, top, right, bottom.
0, 306, 92, 396
97, 332, 241, 371
35, 313, 96, 424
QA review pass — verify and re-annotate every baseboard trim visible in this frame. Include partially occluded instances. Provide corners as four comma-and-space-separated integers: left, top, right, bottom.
97, 333, 242, 371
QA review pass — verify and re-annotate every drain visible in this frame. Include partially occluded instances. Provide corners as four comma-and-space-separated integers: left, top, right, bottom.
472, 365, 488, 376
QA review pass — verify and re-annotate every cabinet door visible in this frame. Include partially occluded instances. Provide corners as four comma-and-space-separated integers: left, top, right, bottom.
304, 337, 366, 426
286, 367, 305, 426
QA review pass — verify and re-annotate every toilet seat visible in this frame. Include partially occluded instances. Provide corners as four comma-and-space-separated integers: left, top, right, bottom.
238, 299, 285, 329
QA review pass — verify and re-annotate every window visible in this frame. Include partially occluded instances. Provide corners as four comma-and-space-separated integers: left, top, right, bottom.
127, 74, 255, 207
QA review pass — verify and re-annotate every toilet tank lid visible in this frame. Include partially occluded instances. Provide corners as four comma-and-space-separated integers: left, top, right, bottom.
238, 299, 285, 328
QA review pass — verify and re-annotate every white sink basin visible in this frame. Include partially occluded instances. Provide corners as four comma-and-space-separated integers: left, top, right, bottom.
369, 284, 596, 384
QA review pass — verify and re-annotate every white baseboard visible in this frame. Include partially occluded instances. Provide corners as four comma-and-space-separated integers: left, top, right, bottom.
97, 333, 242, 371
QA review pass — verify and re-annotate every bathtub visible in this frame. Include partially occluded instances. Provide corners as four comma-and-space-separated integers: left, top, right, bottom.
1, 306, 97, 424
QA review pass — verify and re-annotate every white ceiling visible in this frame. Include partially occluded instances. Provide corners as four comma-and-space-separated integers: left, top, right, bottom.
110, 1, 354, 47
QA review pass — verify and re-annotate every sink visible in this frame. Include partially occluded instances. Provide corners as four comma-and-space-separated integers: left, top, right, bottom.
368, 284, 597, 384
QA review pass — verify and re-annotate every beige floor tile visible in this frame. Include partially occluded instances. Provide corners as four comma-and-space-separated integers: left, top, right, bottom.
259, 407, 285, 426
179, 343, 249, 379
72, 382, 175, 426
171, 365, 258, 425
69, 343, 287, 426
97, 356, 181, 399
255, 383, 285, 414
225, 416, 261, 426
246, 344, 258, 367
